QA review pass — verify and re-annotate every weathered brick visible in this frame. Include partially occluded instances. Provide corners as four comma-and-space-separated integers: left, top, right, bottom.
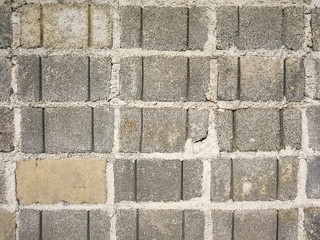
234, 108, 281, 151
120, 6, 141, 48
0, 6, 12, 48
312, 9, 320, 51
234, 210, 277, 240
89, 210, 110, 240
216, 6, 238, 50
137, 160, 181, 202
90, 5, 112, 48
0, 57, 11, 102
0, 107, 14, 152
307, 156, 320, 198
278, 157, 299, 200
114, 159, 135, 202
93, 107, 114, 153
283, 7, 304, 50
141, 108, 187, 153
240, 57, 283, 101
19, 210, 40, 240
0, 209, 15, 240
211, 158, 231, 202
139, 210, 182, 240
119, 57, 142, 100
45, 107, 91, 153
42, 56, 88, 102
43, 4, 88, 48
283, 108, 301, 149
189, 57, 210, 101
188, 109, 209, 142
285, 58, 305, 101
233, 158, 277, 201
189, 7, 208, 50
20, 5, 41, 48
17, 56, 40, 101
217, 56, 238, 101
116, 210, 137, 240
216, 110, 233, 152
143, 56, 187, 101
278, 209, 299, 240
304, 207, 320, 239
239, 7, 282, 49
184, 210, 205, 240
21, 107, 43, 153
306, 106, 320, 150
90, 57, 112, 101
0, 163, 5, 203
17, 158, 106, 204
142, 7, 187, 51
42, 210, 87, 240
183, 160, 203, 200
212, 210, 233, 240
119, 107, 141, 152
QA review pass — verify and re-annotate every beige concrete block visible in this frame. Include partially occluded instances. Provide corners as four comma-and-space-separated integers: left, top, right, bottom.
20, 5, 41, 48
91, 5, 112, 48
0, 209, 15, 240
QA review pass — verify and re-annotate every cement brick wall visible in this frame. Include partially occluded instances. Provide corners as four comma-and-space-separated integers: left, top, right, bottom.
0, 0, 320, 239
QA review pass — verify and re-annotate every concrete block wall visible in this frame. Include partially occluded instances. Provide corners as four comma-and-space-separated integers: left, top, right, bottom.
0, 0, 320, 239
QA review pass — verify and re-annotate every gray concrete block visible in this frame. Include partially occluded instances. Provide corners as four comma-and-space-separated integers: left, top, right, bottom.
90, 57, 112, 101
278, 157, 299, 201
114, 159, 135, 202
0, 57, 11, 102
21, 107, 43, 153
188, 7, 208, 50
142, 7, 187, 51
307, 156, 320, 198
183, 160, 203, 200
233, 158, 277, 201
283, 108, 301, 149
17, 56, 40, 102
234, 108, 281, 151
184, 210, 204, 240
217, 56, 238, 101
116, 210, 137, 240
188, 109, 209, 142
234, 210, 277, 240
0, 107, 14, 152
212, 210, 233, 240
240, 57, 283, 101
0, 163, 5, 203
139, 210, 182, 240
314, 59, 320, 99
283, 6, 304, 50
304, 207, 320, 239
42, 210, 87, 240
312, 9, 320, 51
141, 108, 187, 153
278, 209, 299, 240
19, 209, 40, 240
0, 209, 15, 240
216, 110, 233, 152
42, 56, 88, 102
306, 106, 320, 150
119, 107, 141, 153
93, 107, 114, 153
189, 57, 209, 101
285, 58, 305, 101
216, 6, 238, 50
119, 57, 142, 100
120, 6, 141, 48
45, 107, 92, 153
211, 158, 231, 202
239, 6, 282, 49
89, 210, 110, 240
0, 6, 12, 48
143, 56, 187, 101
137, 160, 181, 202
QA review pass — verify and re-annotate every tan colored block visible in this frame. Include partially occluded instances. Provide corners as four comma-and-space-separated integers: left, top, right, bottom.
17, 159, 107, 204
90, 5, 112, 48
43, 4, 88, 48
20, 5, 41, 48
0, 209, 15, 240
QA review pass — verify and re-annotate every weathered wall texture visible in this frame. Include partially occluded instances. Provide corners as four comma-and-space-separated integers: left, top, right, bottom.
0, 0, 320, 239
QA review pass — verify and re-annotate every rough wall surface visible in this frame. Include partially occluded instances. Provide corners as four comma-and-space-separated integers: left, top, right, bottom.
0, 0, 320, 239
